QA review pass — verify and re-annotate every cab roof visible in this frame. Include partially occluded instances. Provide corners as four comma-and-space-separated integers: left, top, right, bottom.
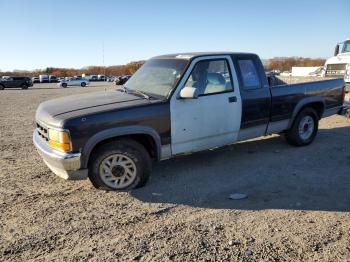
152, 52, 258, 60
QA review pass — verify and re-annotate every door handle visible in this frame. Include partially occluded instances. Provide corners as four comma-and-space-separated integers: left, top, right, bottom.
228, 96, 237, 103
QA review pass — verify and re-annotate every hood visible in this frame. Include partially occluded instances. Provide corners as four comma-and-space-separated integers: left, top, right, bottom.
36, 90, 151, 127
326, 53, 350, 65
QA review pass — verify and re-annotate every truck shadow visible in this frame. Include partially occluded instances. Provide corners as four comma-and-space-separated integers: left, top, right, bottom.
131, 125, 350, 212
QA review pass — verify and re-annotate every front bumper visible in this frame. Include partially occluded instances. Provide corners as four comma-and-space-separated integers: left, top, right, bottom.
33, 131, 88, 180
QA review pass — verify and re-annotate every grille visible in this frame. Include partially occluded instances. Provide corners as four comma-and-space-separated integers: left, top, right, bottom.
36, 122, 49, 141
325, 63, 347, 76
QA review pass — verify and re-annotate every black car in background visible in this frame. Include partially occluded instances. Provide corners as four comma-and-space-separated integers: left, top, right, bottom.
49, 75, 58, 83
0, 76, 33, 90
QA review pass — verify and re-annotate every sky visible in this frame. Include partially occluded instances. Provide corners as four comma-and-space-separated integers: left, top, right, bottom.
1, 0, 349, 71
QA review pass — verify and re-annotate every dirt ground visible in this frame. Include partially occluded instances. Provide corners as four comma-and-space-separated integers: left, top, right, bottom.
0, 82, 349, 261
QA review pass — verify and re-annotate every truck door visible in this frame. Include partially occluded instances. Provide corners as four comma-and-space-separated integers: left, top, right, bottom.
170, 56, 242, 155
233, 55, 271, 140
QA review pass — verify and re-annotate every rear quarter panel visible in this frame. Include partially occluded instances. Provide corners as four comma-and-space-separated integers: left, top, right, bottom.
270, 78, 344, 122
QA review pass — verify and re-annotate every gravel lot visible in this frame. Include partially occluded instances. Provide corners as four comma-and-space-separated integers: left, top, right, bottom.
0, 82, 349, 261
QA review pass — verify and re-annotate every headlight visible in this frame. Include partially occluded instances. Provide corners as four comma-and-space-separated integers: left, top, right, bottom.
48, 129, 71, 152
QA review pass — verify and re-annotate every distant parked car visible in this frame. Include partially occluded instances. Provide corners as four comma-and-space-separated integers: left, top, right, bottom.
113, 75, 131, 85
85, 75, 99, 81
90, 75, 98, 81
271, 69, 281, 75
32, 77, 40, 83
58, 77, 89, 88
0, 76, 33, 90
49, 75, 58, 83
106, 76, 115, 82
98, 75, 106, 81
280, 71, 292, 77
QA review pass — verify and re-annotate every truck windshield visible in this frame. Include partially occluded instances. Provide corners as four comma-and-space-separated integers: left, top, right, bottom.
342, 40, 350, 53
124, 59, 188, 98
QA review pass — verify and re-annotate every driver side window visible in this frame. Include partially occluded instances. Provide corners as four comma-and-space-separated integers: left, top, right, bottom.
184, 59, 233, 96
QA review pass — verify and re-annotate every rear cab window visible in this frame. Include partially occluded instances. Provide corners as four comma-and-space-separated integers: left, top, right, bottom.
237, 59, 261, 90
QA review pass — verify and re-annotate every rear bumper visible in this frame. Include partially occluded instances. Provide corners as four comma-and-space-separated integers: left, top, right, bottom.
33, 131, 88, 180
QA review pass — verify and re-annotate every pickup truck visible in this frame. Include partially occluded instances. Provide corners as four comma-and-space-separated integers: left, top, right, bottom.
0, 76, 33, 90
33, 52, 347, 191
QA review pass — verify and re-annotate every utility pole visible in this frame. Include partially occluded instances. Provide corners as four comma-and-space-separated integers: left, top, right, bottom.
102, 41, 106, 81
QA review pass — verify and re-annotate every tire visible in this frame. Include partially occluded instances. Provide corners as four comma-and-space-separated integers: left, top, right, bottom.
21, 84, 28, 90
88, 139, 152, 191
81, 82, 86, 87
285, 107, 319, 146
62, 83, 68, 88
0, 84, 4, 90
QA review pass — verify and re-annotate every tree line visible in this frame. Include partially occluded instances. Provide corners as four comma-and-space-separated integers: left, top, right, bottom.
1, 57, 326, 77
0, 61, 145, 77
266, 57, 325, 71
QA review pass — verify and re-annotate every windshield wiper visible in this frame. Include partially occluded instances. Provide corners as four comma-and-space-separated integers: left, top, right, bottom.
117, 85, 129, 93
131, 89, 150, 100
117, 86, 151, 100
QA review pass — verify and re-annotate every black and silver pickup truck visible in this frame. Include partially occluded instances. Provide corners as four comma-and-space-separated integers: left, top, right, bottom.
33, 52, 347, 191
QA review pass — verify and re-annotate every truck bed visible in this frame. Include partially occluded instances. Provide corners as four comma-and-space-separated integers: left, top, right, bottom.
270, 78, 345, 122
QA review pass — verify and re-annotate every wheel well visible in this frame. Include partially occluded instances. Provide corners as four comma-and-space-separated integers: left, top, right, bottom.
301, 102, 324, 119
87, 134, 158, 166
288, 102, 324, 129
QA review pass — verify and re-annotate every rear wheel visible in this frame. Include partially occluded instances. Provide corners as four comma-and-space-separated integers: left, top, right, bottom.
0, 85, 4, 90
81, 82, 86, 87
62, 83, 68, 88
88, 139, 152, 191
285, 108, 319, 146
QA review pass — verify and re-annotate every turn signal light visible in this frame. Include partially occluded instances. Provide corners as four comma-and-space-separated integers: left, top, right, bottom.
48, 129, 72, 152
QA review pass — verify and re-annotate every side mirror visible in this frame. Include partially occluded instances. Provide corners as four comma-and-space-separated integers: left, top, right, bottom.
179, 86, 199, 99
334, 44, 340, 56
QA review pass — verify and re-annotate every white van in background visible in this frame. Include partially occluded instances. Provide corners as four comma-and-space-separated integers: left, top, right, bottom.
39, 75, 49, 83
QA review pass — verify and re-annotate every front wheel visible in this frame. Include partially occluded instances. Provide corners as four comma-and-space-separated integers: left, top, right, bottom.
62, 83, 68, 88
81, 82, 86, 87
21, 84, 28, 90
285, 108, 319, 146
88, 139, 152, 191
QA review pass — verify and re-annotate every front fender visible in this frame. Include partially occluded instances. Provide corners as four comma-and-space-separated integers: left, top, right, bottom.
80, 125, 161, 168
